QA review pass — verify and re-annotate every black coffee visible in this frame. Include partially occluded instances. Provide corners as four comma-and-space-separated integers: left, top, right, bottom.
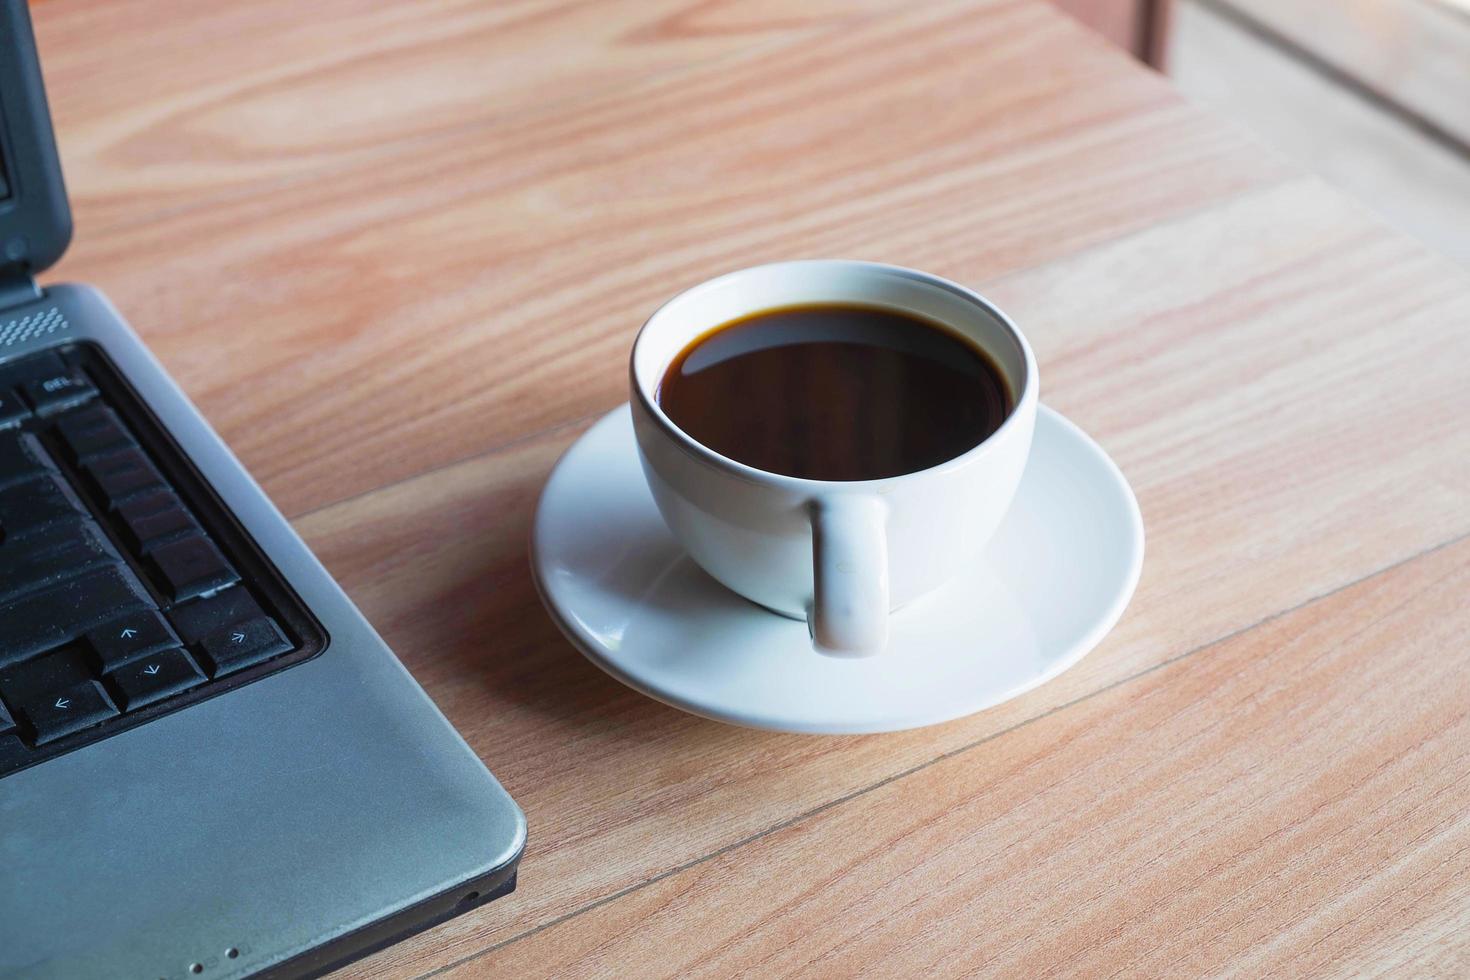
657, 303, 1011, 481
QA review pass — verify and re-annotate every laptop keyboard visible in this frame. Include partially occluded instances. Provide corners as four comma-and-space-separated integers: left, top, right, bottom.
0, 343, 325, 778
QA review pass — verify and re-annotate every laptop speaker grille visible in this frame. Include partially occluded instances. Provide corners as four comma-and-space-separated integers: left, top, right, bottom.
0, 306, 69, 347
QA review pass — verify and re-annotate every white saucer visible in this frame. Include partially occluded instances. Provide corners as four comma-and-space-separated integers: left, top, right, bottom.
531, 405, 1143, 734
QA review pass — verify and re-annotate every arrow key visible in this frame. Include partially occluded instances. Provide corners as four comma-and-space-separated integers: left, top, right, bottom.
85, 611, 181, 672
10, 678, 118, 745
197, 617, 291, 677
106, 648, 205, 711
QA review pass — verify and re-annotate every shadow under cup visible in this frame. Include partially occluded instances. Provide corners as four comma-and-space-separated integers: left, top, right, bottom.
629, 260, 1038, 655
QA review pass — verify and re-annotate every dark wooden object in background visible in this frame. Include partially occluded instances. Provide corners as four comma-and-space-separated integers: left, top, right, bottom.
1210, 0, 1470, 150
1054, 0, 1174, 66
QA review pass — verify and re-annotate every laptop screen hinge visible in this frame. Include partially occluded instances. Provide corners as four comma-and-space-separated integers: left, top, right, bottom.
0, 266, 41, 311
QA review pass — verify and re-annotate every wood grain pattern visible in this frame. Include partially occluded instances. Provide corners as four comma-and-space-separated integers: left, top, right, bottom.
463, 535, 1470, 977
34, 0, 1294, 517
35, 0, 914, 230
301, 178, 1470, 975
26, 0, 1470, 974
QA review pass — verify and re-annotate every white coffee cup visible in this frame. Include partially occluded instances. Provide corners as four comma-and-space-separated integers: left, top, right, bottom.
630, 260, 1038, 657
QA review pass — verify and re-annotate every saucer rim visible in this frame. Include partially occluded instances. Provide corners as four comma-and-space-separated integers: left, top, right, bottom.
530, 402, 1144, 735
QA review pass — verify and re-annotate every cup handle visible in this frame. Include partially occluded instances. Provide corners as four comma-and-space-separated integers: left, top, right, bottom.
809, 496, 889, 657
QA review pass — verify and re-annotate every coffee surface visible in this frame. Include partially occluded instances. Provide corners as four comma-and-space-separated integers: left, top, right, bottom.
657, 304, 1011, 481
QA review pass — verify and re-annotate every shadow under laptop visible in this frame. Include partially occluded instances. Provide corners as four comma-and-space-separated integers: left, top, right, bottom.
293, 433, 749, 765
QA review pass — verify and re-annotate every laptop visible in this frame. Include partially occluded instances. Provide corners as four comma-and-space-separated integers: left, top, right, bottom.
0, 4, 525, 977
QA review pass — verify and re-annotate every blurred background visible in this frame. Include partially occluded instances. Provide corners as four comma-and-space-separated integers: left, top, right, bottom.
1056, 0, 1470, 267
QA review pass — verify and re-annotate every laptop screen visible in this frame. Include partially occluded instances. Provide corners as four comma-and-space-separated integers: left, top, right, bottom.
0, 0, 71, 271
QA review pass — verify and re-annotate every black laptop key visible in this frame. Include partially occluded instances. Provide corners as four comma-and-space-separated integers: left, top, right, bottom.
121, 500, 198, 554
0, 351, 65, 391
12, 678, 118, 745
83, 447, 165, 505
0, 474, 86, 539
0, 430, 54, 490
21, 368, 97, 416
0, 521, 120, 603
114, 489, 176, 526
0, 389, 30, 428
5, 658, 120, 745
0, 347, 319, 779
167, 585, 266, 644
147, 533, 238, 602
106, 648, 205, 711
0, 565, 155, 668
85, 610, 182, 672
197, 617, 290, 677
0, 645, 90, 698
53, 404, 132, 460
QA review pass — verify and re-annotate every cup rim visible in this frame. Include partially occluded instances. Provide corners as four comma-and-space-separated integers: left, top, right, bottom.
630, 259, 1039, 490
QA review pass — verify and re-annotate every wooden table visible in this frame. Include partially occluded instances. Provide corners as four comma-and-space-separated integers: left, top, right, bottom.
35, 0, 1470, 974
